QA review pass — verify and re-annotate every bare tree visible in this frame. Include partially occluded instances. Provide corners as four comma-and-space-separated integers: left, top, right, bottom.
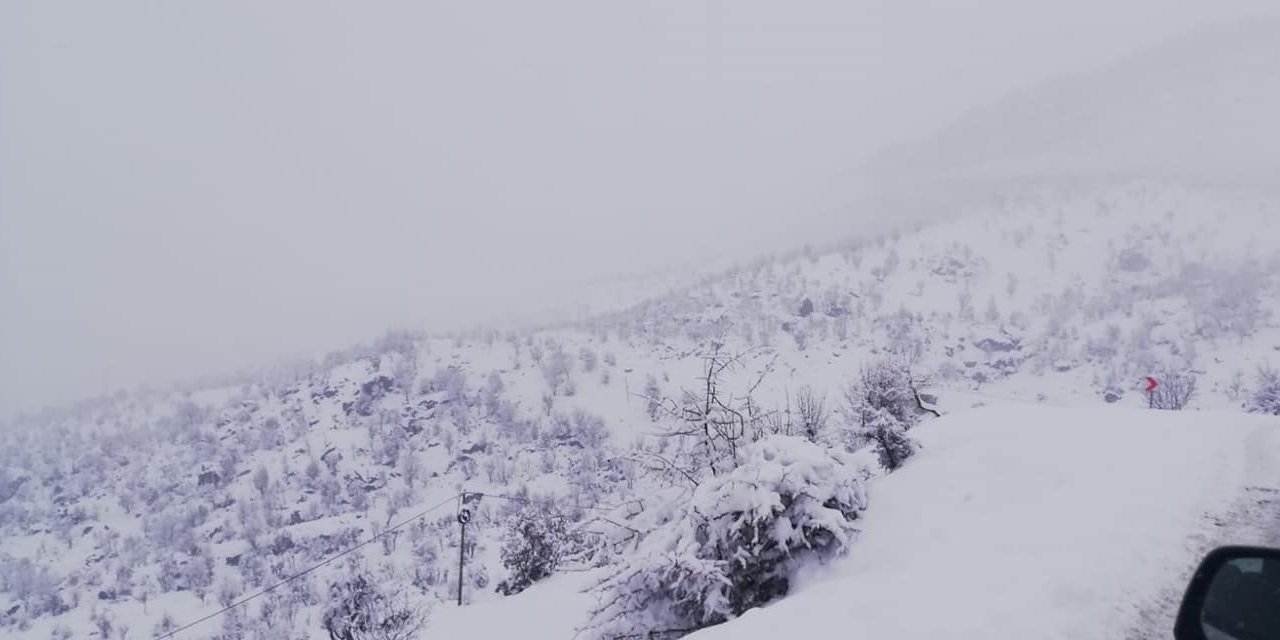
252, 465, 270, 498
397, 450, 422, 489
1150, 371, 1196, 410
794, 386, 829, 443
639, 344, 767, 483
642, 375, 663, 422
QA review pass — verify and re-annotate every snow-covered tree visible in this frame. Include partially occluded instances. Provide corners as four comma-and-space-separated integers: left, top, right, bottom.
843, 360, 925, 470
322, 573, 427, 640
1247, 366, 1280, 415
794, 386, 829, 443
643, 375, 663, 422
397, 450, 422, 489
496, 506, 571, 596
641, 346, 762, 481
583, 436, 868, 638
860, 405, 917, 471
1150, 370, 1196, 411
481, 372, 505, 417
541, 348, 575, 396
579, 348, 599, 373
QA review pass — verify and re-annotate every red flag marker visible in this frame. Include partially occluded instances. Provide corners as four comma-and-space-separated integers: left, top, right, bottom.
1145, 377, 1159, 393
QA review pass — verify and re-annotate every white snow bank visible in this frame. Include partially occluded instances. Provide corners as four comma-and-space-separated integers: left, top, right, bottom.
691, 404, 1280, 640
425, 571, 597, 639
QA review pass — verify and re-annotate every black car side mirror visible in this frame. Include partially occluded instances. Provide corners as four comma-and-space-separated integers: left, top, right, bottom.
1174, 546, 1280, 640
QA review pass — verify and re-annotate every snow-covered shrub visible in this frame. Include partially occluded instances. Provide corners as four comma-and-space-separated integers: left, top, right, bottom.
90, 608, 115, 639
1186, 262, 1267, 339
322, 573, 427, 640
644, 375, 664, 422
569, 410, 609, 450
1247, 366, 1280, 415
860, 406, 917, 471
583, 436, 868, 638
794, 386, 829, 443
0, 468, 27, 506
579, 348, 599, 373
481, 372, 505, 417
1, 556, 68, 619
153, 614, 177, 638
431, 366, 468, 404
1150, 370, 1196, 411
496, 506, 573, 595
541, 348, 575, 396
1115, 246, 1151, 272
843, 360, 924, 470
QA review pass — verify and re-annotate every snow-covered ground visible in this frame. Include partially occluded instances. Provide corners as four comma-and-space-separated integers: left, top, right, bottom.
692, 405, 1280, 639
429, 404, 1280, 639
3, 176, 1278, 639
5, 24, 1280, 637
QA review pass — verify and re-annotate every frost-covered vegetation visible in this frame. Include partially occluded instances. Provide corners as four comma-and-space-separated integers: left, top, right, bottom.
2, 181, 1280, 638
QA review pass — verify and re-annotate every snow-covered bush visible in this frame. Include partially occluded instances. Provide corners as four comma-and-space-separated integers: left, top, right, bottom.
1186, 262, 1267, 339
794, 386, 829, 443
583, 436, 868, 638
859, 406, 918, 471
843, 360, 924, 470
496, 506, 573, 596
1150, 370, 1196, 411
322, 573, 427, 640
644, 375, 663, 422
1247, 366, 1280, 415
1, 556, 68, 620
541, 348, 575, 396
579, 348, 599, 373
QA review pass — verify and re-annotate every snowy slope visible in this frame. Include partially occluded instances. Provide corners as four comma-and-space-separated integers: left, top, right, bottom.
688, 405, 1280, 640
3, 178, 1280, 639
424, 404, 1280, 639
6, 15, 1280, 640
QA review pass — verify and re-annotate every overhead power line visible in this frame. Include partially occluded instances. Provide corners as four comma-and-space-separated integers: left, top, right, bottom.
154, 493, 461, 640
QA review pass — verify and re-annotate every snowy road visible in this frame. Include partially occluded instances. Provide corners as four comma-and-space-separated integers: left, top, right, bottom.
1129, 421, 1280, 639
690, 405, 1280, 640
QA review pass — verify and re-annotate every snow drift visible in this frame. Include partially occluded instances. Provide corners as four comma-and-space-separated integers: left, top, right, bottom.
691, 404, 1280, 639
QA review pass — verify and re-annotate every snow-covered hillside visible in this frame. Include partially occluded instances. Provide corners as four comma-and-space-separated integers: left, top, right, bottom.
2, 177, 1279, 639
426, 404, 1280, 639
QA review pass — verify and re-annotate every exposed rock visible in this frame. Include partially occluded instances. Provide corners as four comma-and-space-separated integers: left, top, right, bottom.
798, 298, 815, 317
269, 534, 295, 555
1116, 247, 1151, 272
975, 336, 1019, 353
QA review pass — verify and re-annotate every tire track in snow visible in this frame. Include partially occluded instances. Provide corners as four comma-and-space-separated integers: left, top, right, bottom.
1128, 423, 1280, 639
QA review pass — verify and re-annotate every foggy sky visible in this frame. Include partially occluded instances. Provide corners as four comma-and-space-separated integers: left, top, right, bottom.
2, 1, 1276, 417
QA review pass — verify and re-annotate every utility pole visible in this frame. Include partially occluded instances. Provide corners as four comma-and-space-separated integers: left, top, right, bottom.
457, 492, 472, 606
